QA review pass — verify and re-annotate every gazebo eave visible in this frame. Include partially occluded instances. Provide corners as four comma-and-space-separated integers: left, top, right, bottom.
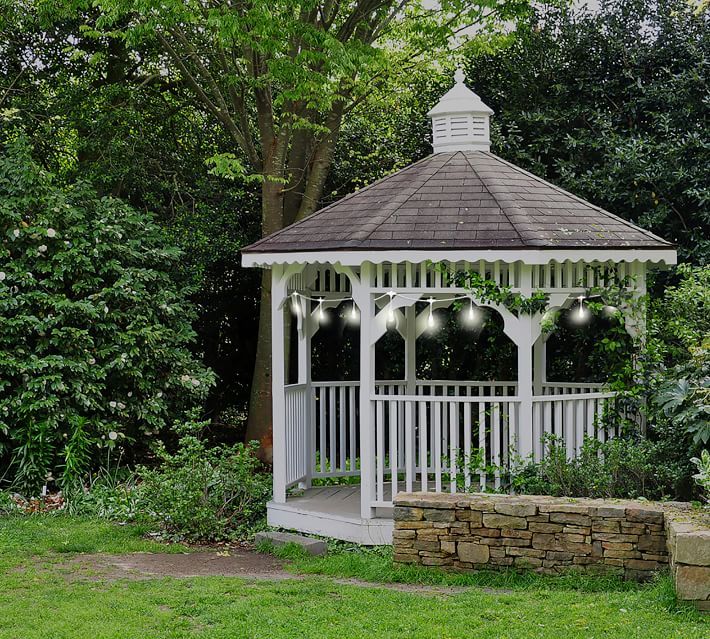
241, 247, 677, 269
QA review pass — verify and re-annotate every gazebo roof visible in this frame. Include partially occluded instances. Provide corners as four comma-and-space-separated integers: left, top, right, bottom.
242, 150, 672, 255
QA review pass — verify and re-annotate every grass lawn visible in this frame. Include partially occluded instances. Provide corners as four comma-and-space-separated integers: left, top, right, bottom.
0, 516, 707, 638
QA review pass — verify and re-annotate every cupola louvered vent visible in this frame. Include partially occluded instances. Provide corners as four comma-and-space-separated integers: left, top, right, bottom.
427, 69, 493, 153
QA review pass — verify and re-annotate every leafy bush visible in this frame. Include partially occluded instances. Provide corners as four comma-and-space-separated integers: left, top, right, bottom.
0, 135, 214, 492
0, 491, 21, 515
510, 435, 689, 500
649, 266, 710, 446
692, 450, 710, 503
63, 451, 140, 521
136, 416, 271, 541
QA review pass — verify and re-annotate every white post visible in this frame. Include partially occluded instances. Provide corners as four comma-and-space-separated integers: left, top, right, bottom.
516, 264, 534, 460
404, 304, 416, 395
355, 263, 376, 519
533, 336, 546, 396
271, 264, 287, 504
298, 284, 313, 489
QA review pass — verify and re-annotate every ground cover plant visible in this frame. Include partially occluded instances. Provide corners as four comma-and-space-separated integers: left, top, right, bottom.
0, 515, 707, 639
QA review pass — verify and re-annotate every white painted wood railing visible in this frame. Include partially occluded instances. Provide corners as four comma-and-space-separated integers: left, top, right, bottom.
312, 382, 360, 478
370, 394, 521, 506
284, 383, 310, 488
304, 380, 617, 503
531, 391, 616, 462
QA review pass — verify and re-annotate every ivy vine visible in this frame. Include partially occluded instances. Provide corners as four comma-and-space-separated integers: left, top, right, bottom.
435, 263, 549, 316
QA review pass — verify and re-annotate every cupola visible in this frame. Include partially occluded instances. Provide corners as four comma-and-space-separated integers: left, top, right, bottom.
427, 69, 494, 153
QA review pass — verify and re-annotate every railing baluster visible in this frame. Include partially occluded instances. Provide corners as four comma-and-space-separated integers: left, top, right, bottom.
449, 402, 458, 493
434, 401, 442, 492
420, 400, 429, 491
390, 400, 399, 499
405, 400, 414, 492
464, 401, 472, 490
478, 403, 486, 490
339, 386, 346, 473
376, 400, 384, 502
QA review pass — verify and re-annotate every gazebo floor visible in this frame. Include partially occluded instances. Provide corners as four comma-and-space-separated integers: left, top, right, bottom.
267, 484, 395, 545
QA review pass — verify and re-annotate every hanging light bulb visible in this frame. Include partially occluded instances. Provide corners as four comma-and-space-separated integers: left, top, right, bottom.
318, 298, 325, 322
350, 301, 358, 321
387, 291, 396, 325
427, 298, 435, 329
468, 297, 475, 322
572, 295, 590, 324
291, 292, 300, 317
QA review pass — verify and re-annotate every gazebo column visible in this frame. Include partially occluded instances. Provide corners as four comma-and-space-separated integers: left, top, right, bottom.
404, 305, 417, 395
352, 263, 376, 519
270, 264, 288, 504
297, 292, 313, 490
513, 265, 537, 460
533, 336, 546, 396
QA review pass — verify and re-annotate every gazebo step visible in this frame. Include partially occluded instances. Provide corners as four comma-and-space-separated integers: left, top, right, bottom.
255, 530, 327, 556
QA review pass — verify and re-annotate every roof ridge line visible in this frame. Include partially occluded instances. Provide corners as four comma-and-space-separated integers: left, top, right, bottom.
462, 152, 527, 245
244, 154, 437, 251
486, 152, 673, 246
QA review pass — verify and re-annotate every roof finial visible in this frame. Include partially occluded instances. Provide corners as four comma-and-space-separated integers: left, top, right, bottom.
454, 67, 465, 85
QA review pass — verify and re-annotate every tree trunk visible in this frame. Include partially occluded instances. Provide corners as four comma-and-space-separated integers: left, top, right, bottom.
245, 175, 284, 458
245, 269, 273, 460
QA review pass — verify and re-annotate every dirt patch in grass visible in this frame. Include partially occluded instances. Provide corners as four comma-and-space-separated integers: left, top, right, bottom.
38, 550, 495, 596
63, 549, 291, 581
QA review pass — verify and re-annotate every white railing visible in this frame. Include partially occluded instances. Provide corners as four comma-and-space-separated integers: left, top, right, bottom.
370, 394, 521, 506
531, 391, 617, 462
284, 383, 309, 487
304, 380, 617, 503
312, 382, 360, 478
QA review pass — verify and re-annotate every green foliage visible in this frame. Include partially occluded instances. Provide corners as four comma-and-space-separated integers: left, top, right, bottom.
510, 435, 689, 500
442, 265, 549, 315
691, 449, 710, 502
136, 415, 271, 541
467, 0, 710, 263
649, 266, 710, 446
0, 135, 213, 493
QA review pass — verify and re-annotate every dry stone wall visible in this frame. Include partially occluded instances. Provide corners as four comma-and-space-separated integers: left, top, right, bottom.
393, 493, 668, 581
665, 508, 710, 612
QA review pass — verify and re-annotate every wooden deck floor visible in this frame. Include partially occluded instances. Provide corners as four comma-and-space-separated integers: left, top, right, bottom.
267, 484, 394, 545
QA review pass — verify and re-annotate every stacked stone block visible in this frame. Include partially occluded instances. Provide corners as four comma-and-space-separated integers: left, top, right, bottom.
665, 509, 710, 612
393, 493, 668, 581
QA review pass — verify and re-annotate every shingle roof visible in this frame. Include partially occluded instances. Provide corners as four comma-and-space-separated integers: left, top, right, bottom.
243, 151, 672, 253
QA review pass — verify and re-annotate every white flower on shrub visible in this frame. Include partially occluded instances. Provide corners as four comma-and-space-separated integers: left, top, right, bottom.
109, 401, 117, 408
127, 391, 133, 397
12, 229, 19, 238
38, 245, 47, 253
180, 374, 190, 383
117, 402, 125, 410
104, 306, 109, 314
191, 379, 200, 387
108, 431, 118, 441
46, 228, 56, 238
0, 272, 5, 281
156, 391, 163, 398
88, 357, 96, 365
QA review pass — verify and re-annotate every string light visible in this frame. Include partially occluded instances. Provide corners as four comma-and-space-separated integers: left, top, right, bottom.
387, 290, 396, 325
291, 291, 300, 317
318, 298, 325, 322
427, 297, 435, 329
350, 302, 358, 321
578, 295, 585, 319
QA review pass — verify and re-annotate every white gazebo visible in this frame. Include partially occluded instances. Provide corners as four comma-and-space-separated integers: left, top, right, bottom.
241, 71, 676, 544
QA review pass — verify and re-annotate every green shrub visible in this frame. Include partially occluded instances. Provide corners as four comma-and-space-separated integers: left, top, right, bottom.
0, 135, 214, 493
691, 449, 710, 503
136, 416, 271, 541
510, 435, 688, 500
